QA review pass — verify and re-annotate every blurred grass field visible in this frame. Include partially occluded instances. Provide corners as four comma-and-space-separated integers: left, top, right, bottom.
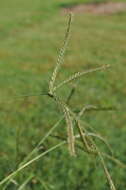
0, 0, 126, 189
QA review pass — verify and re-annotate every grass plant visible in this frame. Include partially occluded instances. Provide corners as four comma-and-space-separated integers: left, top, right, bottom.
0, 12, 126, 190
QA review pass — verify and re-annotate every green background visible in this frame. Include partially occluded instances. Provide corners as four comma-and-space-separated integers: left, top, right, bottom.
0, 0, 126, 189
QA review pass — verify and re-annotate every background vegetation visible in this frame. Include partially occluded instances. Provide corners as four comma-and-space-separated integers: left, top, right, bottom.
0, 0, 126, 189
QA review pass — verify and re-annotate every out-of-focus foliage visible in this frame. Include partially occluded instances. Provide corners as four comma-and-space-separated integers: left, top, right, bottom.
0, 0, 126, 189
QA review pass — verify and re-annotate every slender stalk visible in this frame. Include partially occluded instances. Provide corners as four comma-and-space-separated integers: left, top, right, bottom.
18, 174, 34, 190
20, 116, 64, 165
0, 142, 65, 186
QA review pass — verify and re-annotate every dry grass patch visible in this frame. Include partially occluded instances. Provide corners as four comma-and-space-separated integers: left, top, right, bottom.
62, 2, 126, 15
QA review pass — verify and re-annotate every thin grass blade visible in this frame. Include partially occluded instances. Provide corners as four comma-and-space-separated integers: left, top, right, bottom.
53, 64, 110, 92
0, 141, 65, 186
18, 174, 34, 190
90, 140, 116, 190
20, 116, 64, 165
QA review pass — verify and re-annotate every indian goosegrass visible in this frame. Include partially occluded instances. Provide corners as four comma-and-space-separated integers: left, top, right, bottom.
0, 13, 126, 190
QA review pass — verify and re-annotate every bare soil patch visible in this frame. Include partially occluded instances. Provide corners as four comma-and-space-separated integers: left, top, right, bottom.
62, 2, 126, 15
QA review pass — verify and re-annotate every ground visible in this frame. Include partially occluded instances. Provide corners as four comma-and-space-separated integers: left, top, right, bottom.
62, 2, 126, 14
